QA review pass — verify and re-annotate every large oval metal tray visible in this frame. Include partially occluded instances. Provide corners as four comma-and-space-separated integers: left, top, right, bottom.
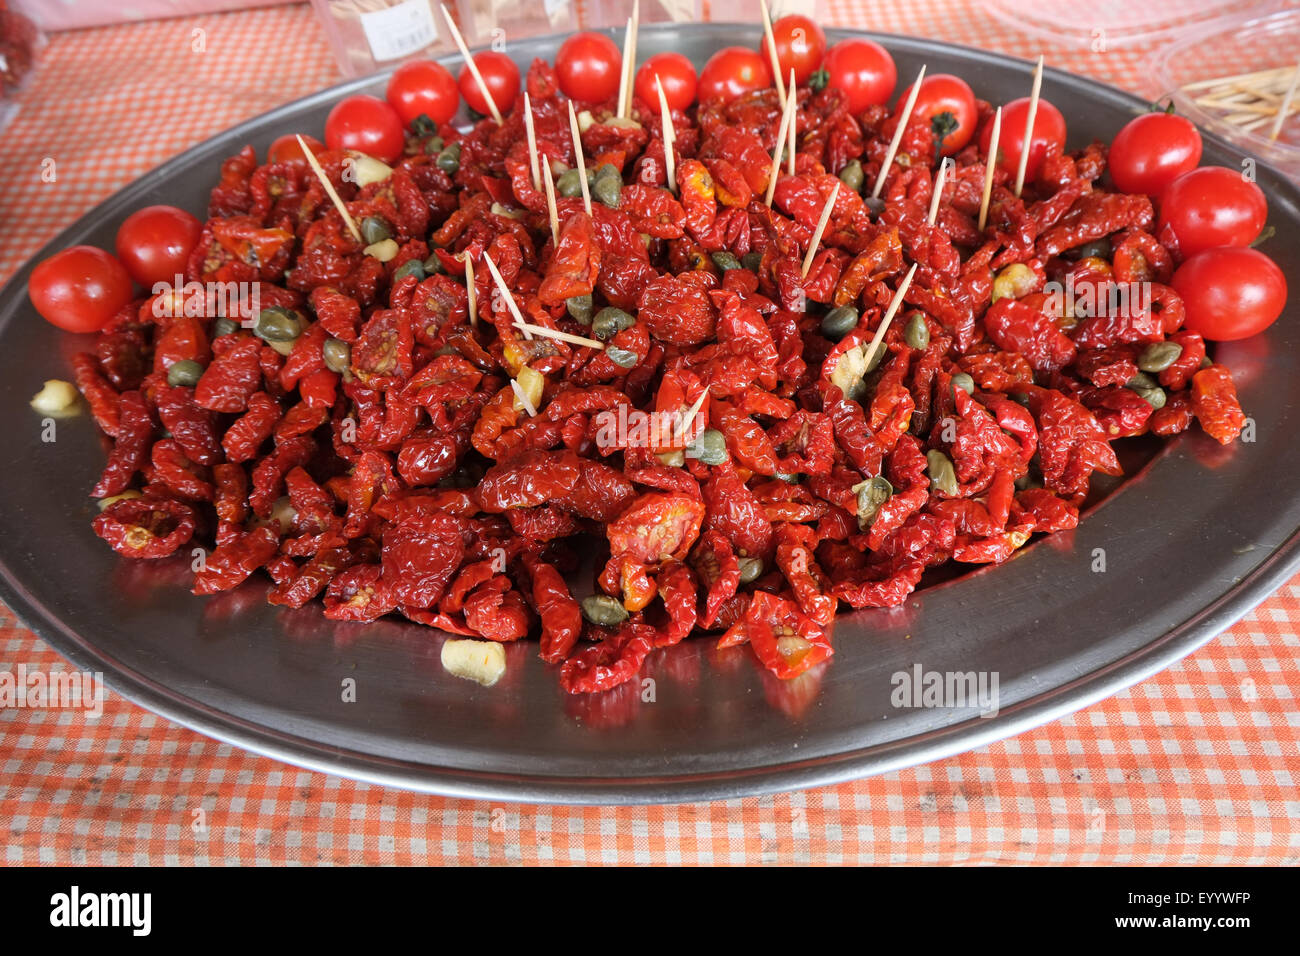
1, 24, 1297, 804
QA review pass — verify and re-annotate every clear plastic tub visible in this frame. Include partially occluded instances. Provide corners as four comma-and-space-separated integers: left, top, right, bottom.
980, 0, 1255, 49
309, 0, 467, 77
1, 0, 45, 136
1148, 4, 1300, 180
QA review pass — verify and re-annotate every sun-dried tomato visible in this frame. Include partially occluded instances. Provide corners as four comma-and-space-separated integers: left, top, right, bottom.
984, 297, 1076, 374
637, 271, 719, 346
559, 624, 655, 694
93, 496, 196, 559
1190, 365, 1245, 446
91, 390, 153, 498
323, 564, 396, 622
195, 335, 262, 413
193, 526, 280, 595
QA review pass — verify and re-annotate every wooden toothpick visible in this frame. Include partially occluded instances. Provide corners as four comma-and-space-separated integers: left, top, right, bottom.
927, 157, 952, 227
801, 180, 840, 279
482, 251, 531, 339
461, 252, 477, 327
765, 83, 796, 206
786, 67, 797, 176
567, 100, 592, 216
542, 161, 560, 246
523, 92, 540, 191
759, 0, 787, 105
978, 106, 1001, 232
859, 262, 919, 372
1269, 60, 1300, 141
297, 135, 361, 243
439, 3, 503, 124
873, 64, 926, 199
672, 388, 709, 443
1014, 55, 1044, 197
513, 321, 605, 350
656, 73, 677, 191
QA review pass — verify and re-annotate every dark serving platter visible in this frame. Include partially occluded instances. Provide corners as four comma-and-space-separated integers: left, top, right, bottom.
0, 24, 1296, 804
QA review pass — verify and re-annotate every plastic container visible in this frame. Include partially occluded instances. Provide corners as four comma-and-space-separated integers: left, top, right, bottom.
456, 0, 579, 47
1148, 4, 1300, 180
0, 0, 45, 135
310, 0, 467, 77
980, 0, 1256, 49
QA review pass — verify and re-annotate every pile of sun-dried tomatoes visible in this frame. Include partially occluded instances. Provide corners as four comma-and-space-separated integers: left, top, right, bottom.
79, 55, 1246, 694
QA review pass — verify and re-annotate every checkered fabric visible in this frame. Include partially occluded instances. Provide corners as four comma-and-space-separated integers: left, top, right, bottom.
1, 1, 1296, 866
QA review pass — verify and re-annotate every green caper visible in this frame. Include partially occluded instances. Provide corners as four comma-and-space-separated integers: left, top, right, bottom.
711, 251, 743, 272
412, 115, 437, 137
166, 359, 203, 388
737, 557, 764, 584
926, 449, 959, 496
1068, 237, 1113, 260
856, 475, 893, 529
903, 312, 930, 350
254, 306, 302, 342
606, 346, 640, 368
951, 372, 975, 396
268, 337, 297, 357
1127, 371, 1158, 390
322, 338, 351, 374
1014, 472, 1043, 491
435, 142, 461, 175
865, 346, 885, 374
593, 164, 622, 208
393, 258, 426, 283
556, 167, 586, 198
821, 305, 859, 341
423, 134, 445, 155
592, 306, 635, 340
1137, 341, 1183, 373
1200, 355, 1213, 369
359, 216, 393, 245
742, 251, 763, 272
212, 317, 239, 338
566, 293, 594, 325
838, 158, 865, 193
686, 428, 728, 466
864, 195, 886, 216
422, 252, 445, 275
581, 594, 629, 626
1133, 385, 1167, 410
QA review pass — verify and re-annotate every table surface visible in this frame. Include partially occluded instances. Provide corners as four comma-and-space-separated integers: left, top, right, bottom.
1, 0, 1297, 866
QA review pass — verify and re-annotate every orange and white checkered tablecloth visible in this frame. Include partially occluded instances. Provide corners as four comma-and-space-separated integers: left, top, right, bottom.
0, 1, 1297, 866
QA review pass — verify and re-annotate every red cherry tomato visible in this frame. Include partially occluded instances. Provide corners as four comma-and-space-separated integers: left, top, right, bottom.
29, 246, 134, 334
1107, 111, 1202, 198
114, 205, 202, 289
1158, 166, 1268, 258
634, 51, 697, 113
458, 51, 520, 119
980, 96, 1066, 181
324, 94, 405, 164
386, 59, 459, 128
760, 14, 826, 87
819, 38, 896, 114
267, 134, 324, 170
898, 73, 978, 157
555, 31, 622, 103
1172, 246, 1287, 341
698, 46, 772, 105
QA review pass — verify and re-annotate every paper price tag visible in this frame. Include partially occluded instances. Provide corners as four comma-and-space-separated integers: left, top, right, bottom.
359, 0, 439, 63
